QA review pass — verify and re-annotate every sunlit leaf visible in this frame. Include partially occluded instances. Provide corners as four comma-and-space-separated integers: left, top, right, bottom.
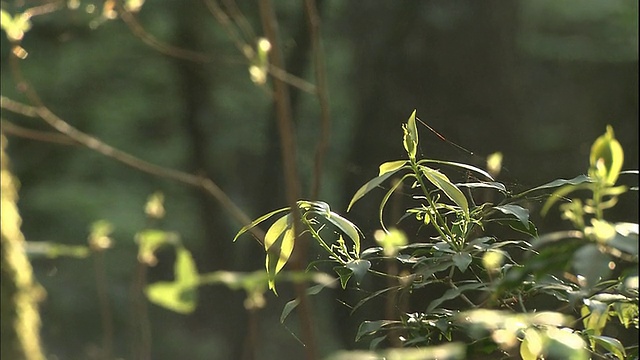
590, 335, 626, 360
325, 211, 362, 256
135, 229, 180, 266
520, 328, 544, 360
421, 166, 469, 219
348, 170, 400, 212
589, 125, 624, 186
378, 174, 411, 231
233, 207, 290, 242
145, 281, 197, 314
175, 246, 199, 286
582, 300, 609, 337
379, 160, 408, 176
403, 110, 418, 159
456, 181, 507, 193
264, 214, 295, 293
420, 159, 495, 181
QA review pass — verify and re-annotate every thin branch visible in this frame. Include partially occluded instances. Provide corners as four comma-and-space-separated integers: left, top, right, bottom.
4, 56, 265, 244
1, 119, 77, 146
221, 0, 257, 44
304, 0, 330, 200
115, 2, 211, 63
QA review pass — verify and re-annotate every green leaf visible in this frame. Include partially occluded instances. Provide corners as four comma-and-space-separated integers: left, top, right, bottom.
233, 207, 290, 242
573, 244, 611, 289
613, 302, 638, 328
175, 247, 199, 286
456, 181, 507, 193
345, 259, 371, 285
378, 174, 411, 231
426, 283, 485, 312
589, 125, 624, 186
590, 335, 626, 360
582, 301, 610, 337
280, 298, 300, 323
403, 110, 419, 159
145, 281, 197, 314
348, 170, 399, 212
452, 252, 472, 272
135, 229, 180, 265
333, 266, 353, 289
379, 160, 408, 176
355, 320, 399, 342
421, 166, 469, 219
264, 214, 295, 293
420, 159, 495, 181
325, 211, 362, 255
494, 204, 530, 229
519, 174, 592, 197
144, 246, 199, 314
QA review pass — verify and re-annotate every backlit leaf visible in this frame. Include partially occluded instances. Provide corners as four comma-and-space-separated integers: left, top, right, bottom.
233, 207, 290, 242
421, 166, 469, 219
348, 170, 398, 211
379, 160, 408, 176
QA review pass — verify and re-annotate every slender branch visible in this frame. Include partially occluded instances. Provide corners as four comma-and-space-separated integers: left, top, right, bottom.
304, 0, 331, 200
115, 2, 211, 63
1, 119, 77, 146
4, 57, 265, 244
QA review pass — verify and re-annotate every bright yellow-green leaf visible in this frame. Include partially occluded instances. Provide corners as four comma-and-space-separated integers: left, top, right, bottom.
378, 160, 407, 176
264, 214, 295, 294
175, 247, 199, 286
421, 166, 469, 219
145, 281, 197, 314
403, 110, 418, 159
589, 125, 624, 186
233, 206, 290, 242
520, 328, 544, 360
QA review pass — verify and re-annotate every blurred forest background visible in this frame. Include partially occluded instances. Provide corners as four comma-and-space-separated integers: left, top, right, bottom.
1, 0, 638, 359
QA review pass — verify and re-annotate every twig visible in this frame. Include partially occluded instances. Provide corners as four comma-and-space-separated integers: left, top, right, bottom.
4, 56, 265, 244
115, 2, 211, 63
1, 119, 77, 146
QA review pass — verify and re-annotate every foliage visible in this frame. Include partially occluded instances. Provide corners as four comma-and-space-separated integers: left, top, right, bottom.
235, 110, 638, 359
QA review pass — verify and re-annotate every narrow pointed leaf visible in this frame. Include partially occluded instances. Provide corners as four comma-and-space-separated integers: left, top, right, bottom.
379, 160, 408, 176
456, 181, 507, 193
494, 204, 530, 229
420, 159, 495, 181
280, 299, 301, 323
421, 166, 469, 219
326, 211, 362, 255
518, 174, 592, 197
591, 335, 625, 360
233, 207, 290, 241
379, 174, 411, 231
348, 171, 397, 212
